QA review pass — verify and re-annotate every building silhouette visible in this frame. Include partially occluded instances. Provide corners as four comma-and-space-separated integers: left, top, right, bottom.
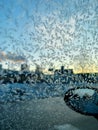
21, 63, 29, 72
0, 64, 2, 70
61, 66, 64, 74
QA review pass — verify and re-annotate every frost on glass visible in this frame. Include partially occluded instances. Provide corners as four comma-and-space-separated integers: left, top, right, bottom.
0, 0, 98, 130
0, 0, 98, 103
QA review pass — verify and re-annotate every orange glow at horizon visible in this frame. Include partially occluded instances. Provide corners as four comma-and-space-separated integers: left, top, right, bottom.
73, 64, 98, 74
1, 60, 98, 74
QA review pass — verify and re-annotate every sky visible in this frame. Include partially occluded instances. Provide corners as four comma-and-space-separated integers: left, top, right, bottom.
0, 0, 98, 73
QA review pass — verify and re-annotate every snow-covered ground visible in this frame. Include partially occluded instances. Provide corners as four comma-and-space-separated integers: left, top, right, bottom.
0, 82, 70, 103
0, 82, 98, 103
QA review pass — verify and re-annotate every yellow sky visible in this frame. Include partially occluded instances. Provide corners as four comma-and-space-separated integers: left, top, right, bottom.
73, 64, 98, 74
1, 60, 98, 74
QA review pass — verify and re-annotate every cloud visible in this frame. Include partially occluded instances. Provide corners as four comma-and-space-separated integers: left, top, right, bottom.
0, 51, 6, 60
0, 51, 26, 63
7, 53, 26, 62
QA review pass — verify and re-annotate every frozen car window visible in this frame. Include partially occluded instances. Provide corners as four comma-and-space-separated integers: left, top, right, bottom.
0, 0, 98, 130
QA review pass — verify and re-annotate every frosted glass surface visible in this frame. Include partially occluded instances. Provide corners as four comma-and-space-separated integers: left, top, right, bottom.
0, 0, 98, 130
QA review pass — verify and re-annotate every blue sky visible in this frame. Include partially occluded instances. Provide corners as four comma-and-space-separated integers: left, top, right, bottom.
0, 0, 98, 73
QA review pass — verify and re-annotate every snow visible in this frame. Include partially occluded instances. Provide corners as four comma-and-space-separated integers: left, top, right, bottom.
0, 82, 97, 103
74, 89, 95, 98
0, 83, 65, 103
0, 82, 74, 103
54, 124, 79, 130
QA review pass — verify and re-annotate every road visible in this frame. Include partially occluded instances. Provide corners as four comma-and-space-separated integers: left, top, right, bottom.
0, 97, 98, 130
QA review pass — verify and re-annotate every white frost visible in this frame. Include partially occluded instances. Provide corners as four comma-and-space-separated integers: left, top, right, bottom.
54, 124, 79, 130
74, 88, 95, 98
